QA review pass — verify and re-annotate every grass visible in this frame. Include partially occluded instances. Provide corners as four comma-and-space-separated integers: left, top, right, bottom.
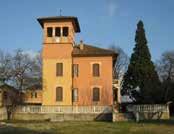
0, 120, 174, 134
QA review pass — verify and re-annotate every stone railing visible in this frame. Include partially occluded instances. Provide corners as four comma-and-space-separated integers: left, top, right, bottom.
126, 104, 170, 122
132, 104, 169, 112
15, 105, 113, 114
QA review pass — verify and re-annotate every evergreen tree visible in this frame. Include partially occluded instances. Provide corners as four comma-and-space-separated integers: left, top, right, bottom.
122, 20, 162, 104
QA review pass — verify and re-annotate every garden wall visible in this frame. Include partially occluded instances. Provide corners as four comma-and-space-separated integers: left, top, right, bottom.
128, 104, 170, 121
12, 113, 112, 121
11, 105, 112, 121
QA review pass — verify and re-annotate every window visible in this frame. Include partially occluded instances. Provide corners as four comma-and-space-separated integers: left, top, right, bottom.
55, 27, 61, 37
31, 92, 33, 98
93, 63, 100, 77
31, 92, 37, 98
56, 63, 63, 76
73, 64, 79, 77
93, 87, 100, 101
72, 88, 78, 102
63, 27, 69, 37
47, 27, 53, 37
35, 92, 37, 98
56, 87, 63, 101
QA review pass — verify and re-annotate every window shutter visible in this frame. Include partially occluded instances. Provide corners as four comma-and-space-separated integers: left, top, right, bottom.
56, 87, 63, 101
93, 64, 100, 77
56, 63, 63, 76
93, 87, 100, 101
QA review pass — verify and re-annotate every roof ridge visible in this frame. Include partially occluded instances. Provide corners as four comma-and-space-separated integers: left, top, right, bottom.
75, 43, 116, 53
73, 43, 118, 57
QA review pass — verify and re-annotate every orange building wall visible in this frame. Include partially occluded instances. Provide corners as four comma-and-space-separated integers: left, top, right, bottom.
42, 21, 74, 106
23, 90, 42, 104
73, 56, 113, 106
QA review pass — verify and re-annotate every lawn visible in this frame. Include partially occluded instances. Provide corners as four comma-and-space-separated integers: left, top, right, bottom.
0, 120, 174, 134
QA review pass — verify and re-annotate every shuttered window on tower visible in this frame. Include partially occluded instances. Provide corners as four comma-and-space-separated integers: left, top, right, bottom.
56, 63, 63, 76
56, 87, 63, 101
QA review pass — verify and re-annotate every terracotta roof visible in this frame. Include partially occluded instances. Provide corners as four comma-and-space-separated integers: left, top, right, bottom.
0, 84, 19, 92
25, 84, 42, 91
37, 16, 80, 32
72, 44, 118, 58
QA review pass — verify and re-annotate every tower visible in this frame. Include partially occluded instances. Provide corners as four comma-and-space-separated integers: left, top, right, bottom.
37, 16, 80, 105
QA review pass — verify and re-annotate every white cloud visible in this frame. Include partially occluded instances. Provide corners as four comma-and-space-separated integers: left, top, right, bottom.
107, 0, 118, 17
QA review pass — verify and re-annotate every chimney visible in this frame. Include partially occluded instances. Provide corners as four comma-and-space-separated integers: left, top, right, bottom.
80, 40, 84, 50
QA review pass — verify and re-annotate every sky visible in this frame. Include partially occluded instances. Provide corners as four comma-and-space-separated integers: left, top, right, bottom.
0, 0, 174, 61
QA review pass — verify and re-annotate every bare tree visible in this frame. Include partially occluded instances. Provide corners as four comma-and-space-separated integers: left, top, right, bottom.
5, 90, 21, 120
157, 51, 174, 81
109, 45, 129, 80
0, 49, 42, 90
0, 50, 13, 83
1, 85, 22, 120
156, 50, 174, 102
12, 49, 34, 90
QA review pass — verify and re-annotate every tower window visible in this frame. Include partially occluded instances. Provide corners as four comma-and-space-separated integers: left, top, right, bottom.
63, 27, 69, 37
55, 27, 61, 37
47, 27, 53, 37
93, 87, 100, 101
56, 63, 63, 76
72, 64, 79, 77
56, 87, 63, 101
72, 88, 78, 102
93, 63, 100, 77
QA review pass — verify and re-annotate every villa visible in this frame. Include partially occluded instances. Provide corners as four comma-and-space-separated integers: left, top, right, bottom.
24, 16, 118, 107
0, 16, 119, 121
